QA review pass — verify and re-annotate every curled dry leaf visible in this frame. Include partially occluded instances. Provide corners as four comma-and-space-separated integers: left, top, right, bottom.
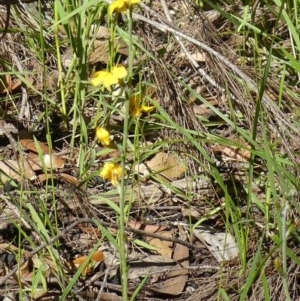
89, 38, 128, 65
149, 226, 189, 296
128, 255, 176, 282
89, 26, 128, 65
181, 206, 202, 218
63, 26, 128, 67
68, 250, 105, 275
0, 74, 22, 94
191, 51, 207, 62
153, 244, 189, 295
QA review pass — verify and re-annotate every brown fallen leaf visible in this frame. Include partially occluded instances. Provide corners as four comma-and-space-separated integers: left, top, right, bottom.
0, 159, 36, 183
136, 152, 186, 181
0, 74, 22, 94
68, 250, 105, 275
20, 139, 51, 154
89, 38, 128, 65
20, 139, 65, 170
26, 152, 65, 170
191, 51, 207, 62
151, 226, 189, 295
128, 255, 176, 283
128, 220, 169, 233
212, 143, 251, 162
193, 229, 239, 263
147, 231, 174, 257
36, 173, 79, 185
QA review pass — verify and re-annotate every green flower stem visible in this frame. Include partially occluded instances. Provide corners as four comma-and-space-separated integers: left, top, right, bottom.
118, 7, 135, 301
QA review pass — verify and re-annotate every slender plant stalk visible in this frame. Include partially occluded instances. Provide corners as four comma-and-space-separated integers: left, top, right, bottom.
118, 7, 134, 301
281, 201, 292, 301
54, 1, 67, 120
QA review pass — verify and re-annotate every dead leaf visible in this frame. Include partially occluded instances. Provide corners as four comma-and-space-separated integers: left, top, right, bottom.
68, 250, 105, 275
136, 152, 186, 181
0, 159, 36, 183
192, 99, 218, 118
194, 229, 239, 263
128, 220, 169, 233
153, 267, 188, 295
20, 139, 65, 170
19, 258, 33, 279
0, 75, 22, 94
20, 139, 51, 154
128, 255, 176, 282
152, 226, 189, 295
147, 231, 173, 257
181, 206, 202, 218
89, 38, 128, 65
212, 144, 251, 162
88, 26, 128, 65
62, 26, 128, 66
36, 173, 79, 185
26, 152, 65, 170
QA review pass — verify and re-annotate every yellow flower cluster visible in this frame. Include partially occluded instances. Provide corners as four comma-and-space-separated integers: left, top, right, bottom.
92, 0, 154, 186
97, 128, 121, 185
96, 127, 112, 147
100, 162, 122, 186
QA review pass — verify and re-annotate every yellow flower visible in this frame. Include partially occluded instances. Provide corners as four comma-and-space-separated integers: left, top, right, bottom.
96, 127, 111, 146
109, 0, 140, 15
91, 65, 128, 89
130, 94, 154, 118
100, 162, 122, 186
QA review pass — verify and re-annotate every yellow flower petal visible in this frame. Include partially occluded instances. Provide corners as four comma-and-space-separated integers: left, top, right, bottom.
91, 65, 127, 89
111, 65, 128, 80
91, 71, 109, 86
130, 94, 154, 117
96, 127, 111, 146
100, 162, 113, 180
109, 0, 127, 14
129, 94, 140, 117
100, 162, 122, 186
109, 0, 140, 15
103, 73, 120, 88
141, 105, 155, 114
